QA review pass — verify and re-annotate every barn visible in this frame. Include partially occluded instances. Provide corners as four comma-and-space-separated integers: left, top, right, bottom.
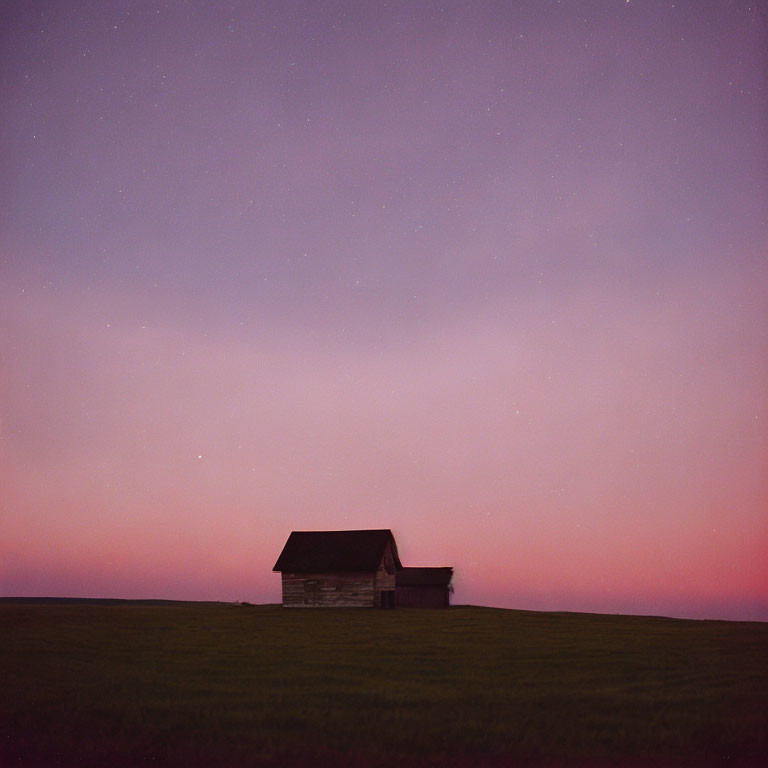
273, 529, 454, 608
396, 567, 453, 608
273, 529, 401, 608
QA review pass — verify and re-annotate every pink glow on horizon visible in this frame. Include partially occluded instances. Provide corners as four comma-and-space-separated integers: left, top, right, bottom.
3, 272, 767, 620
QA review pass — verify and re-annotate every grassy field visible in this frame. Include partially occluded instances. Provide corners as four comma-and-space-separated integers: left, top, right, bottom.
2, 601, 767, 766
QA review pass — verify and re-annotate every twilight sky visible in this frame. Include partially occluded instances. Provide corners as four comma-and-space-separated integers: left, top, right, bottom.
2, 0, 767, 620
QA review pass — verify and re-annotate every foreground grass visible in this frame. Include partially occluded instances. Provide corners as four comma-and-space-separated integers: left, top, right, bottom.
2, 602, 767, 766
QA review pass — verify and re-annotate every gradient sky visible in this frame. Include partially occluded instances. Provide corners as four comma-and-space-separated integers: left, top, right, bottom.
2, 0, 767, 620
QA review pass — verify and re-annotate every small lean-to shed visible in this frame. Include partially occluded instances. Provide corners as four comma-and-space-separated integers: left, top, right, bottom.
395, 567, 453, 608
273, 529, 402, 608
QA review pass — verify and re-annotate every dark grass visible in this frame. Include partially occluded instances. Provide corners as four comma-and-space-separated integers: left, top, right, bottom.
2, 601, 767, 766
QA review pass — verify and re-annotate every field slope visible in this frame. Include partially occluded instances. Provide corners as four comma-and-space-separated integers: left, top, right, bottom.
2, 602, 767, 766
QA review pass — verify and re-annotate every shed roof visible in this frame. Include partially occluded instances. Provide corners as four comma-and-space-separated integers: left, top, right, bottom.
396, 567, 453, 586
273, 529, 402, 573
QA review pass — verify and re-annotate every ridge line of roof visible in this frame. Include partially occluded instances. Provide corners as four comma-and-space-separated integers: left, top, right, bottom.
287, 528, 393, 533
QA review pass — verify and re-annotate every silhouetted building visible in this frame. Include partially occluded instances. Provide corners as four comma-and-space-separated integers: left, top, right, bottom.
273, 529, 400, 608
273, 529, 453, 608
395, 567, 453, 608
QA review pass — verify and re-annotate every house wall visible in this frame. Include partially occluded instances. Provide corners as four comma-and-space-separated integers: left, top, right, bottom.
281, 572, 376, 607
374, 542, 396, 607
395, 585, 449, 608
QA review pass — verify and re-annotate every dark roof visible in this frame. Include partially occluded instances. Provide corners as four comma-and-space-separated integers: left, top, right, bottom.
273, 529, 402, 573
396, 567, 453, 587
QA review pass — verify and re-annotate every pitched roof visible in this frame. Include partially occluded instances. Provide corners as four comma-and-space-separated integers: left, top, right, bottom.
396, 567, 453, 586
273, 529, 402, 573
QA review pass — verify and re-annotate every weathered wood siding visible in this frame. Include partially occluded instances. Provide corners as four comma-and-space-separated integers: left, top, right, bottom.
395, 585, 450, 608
281, 572, 375, 607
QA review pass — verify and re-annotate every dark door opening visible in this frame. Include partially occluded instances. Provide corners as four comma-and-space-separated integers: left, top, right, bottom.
380, 590, 395, 608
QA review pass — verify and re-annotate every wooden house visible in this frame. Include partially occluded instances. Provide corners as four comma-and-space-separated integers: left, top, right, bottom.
273, 529, 402, 608
395, 567, 453, 608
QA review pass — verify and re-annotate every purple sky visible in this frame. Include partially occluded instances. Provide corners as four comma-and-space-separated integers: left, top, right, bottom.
2, 1, 767, 620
